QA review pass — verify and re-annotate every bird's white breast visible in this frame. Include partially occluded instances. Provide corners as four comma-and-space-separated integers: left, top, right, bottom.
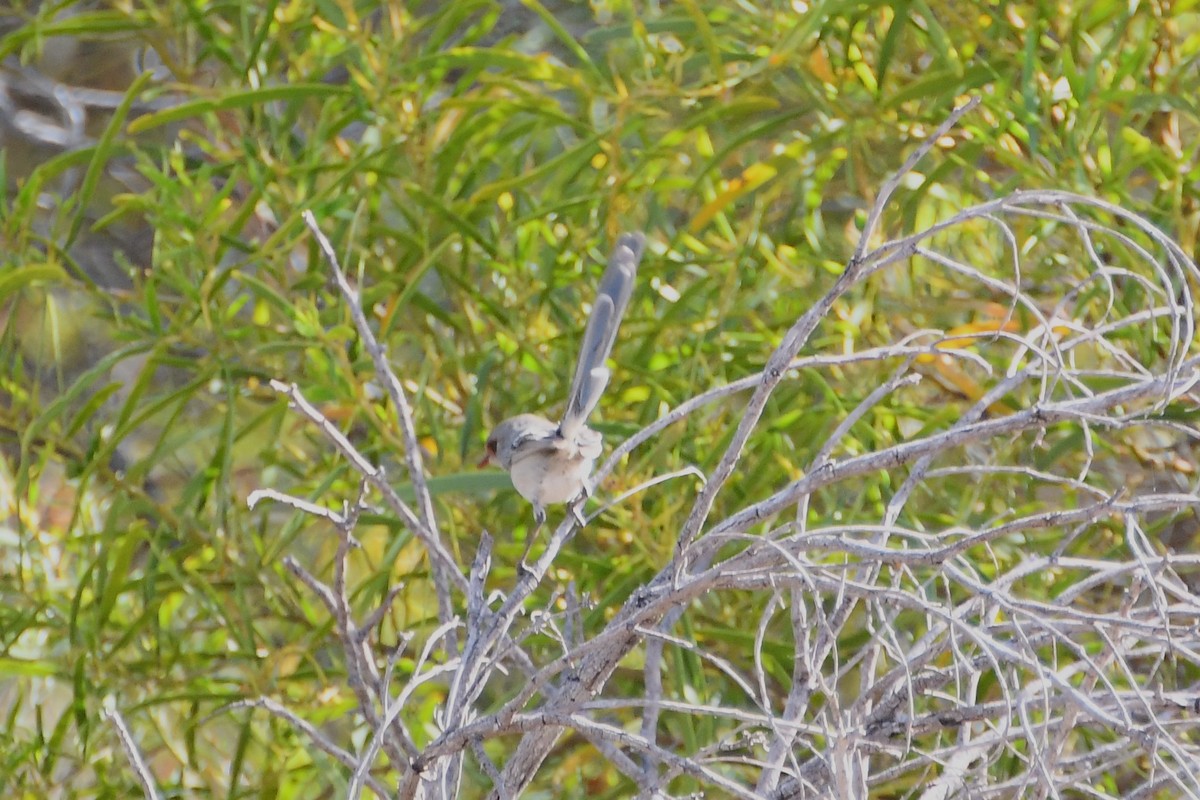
510, 449, 595, 506
506, 423, 602, 508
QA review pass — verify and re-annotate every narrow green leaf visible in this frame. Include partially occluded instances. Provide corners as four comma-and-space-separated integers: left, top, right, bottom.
64, 70, 157, 250
126, 84, 350, 134
0, 658, 57, 677
0, 264, 68, 301
521, 0, 603, 80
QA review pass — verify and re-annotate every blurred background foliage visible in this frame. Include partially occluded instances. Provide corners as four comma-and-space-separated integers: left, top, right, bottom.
1, 0, 1198, 796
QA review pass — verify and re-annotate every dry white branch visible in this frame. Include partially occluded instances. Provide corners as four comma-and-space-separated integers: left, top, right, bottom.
104, 703, 162, 800
223, 697, 392, 799
246, 98, 1200, 799
483, 100, 1200, 797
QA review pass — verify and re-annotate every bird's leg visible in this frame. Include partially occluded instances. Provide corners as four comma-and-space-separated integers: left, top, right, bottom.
569, 499, 587, 526
518, 507, 545, 575
568, 478, 593, 526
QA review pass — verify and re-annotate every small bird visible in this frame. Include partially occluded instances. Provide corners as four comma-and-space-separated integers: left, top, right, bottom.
481, 232, 645, 567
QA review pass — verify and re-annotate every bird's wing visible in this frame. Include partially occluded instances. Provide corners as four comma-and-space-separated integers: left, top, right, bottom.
559, 232, 645, 438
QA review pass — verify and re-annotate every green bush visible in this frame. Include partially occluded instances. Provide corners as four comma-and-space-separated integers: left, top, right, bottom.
3, 2, 1199, 797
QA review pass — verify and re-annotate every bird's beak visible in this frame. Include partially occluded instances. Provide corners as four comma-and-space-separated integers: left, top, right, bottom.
479, 438, 500, 468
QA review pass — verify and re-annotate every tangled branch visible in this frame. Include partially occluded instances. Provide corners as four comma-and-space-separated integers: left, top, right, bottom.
233, 97, 1200, 799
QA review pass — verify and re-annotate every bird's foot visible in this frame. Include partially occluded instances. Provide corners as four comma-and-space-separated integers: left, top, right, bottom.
518, 516, 541, 577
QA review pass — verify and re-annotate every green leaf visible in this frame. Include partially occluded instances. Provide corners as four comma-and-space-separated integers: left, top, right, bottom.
395, 470, 513, 503
0, 264, 68, 301
63, 69, 157, 250
126, 84, 350, 134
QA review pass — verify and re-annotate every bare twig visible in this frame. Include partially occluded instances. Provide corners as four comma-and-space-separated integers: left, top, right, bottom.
104, 704, 162, 800
301, 210, 451, 624
223, 698, 392, 798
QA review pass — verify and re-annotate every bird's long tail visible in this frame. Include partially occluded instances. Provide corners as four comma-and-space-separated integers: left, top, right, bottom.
558, 232, 645, 438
